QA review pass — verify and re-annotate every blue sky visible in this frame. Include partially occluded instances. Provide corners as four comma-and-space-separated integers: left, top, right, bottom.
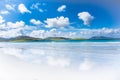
0, 0, 120, 38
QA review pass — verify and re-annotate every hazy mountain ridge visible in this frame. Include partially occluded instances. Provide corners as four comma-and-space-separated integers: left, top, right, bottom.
0, 36, 71, 42
89, 36, 120, 40
0, 36, 120, 42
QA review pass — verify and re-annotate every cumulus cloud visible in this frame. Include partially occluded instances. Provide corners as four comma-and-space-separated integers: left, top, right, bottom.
0, 24, 6, 29
28, 29, 63, 38
78, 12, 94, 26
7, 21, 25, 28
78, 28, 120, 38
29, 30, 45, 38
0, 20, 120, 38
5, 4, 15, 11
28, 29, 77, 38
0, 16, 5, 24
0, 15, 120, 39
30, 19, 42, 25
44, 16, 70, 28
27, 28, 120, 38
0, 20, 35, 38
57, 5, 66, 12
0, 28, 25, 38
18, 3, 31, 14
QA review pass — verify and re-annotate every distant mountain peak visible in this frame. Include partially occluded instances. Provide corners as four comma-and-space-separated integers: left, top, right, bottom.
90, 36, 115, 40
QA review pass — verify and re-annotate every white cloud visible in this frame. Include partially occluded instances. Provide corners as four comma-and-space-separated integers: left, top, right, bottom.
31, 3, 46, 9
44, 16, 70, 28
30, 19, 42, 25
78, 28, 120, 38
0, 16, 5, 24
0, 20, 35, 38
0, 29, 23, 38
78, 12, 94, 26
57, 5, 66, 12
28, 29, 57, 38
31, 3, 46, 13
18, 3, 31, 14
39, 8, 44, 12
49, 28, 56, 32
5, 4, 15, 11
0, 16, 120, 39
31, 3, 40, 9
29, 28, 120, 38
0, 10, 9, 15
28, 29, 77, 38
29, 30, 45, 38
0, 20, 120, 39
0, 24, 6, 29
7, 21, 25, 28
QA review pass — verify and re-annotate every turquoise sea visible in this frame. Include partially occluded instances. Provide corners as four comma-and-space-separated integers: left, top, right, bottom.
0, 41, 120, 80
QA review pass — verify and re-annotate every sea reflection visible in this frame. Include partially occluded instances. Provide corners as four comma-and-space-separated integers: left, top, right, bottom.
0, 42, 120, 70
0, 42, 120, 80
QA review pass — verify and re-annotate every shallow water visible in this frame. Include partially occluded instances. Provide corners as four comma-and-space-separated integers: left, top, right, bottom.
0, 42, 120, 80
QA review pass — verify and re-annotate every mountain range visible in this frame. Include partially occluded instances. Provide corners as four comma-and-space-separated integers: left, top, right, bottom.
0, 36, 120, 42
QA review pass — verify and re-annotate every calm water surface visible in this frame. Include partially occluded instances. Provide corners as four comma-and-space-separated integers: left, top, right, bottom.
0, 42, 120, 80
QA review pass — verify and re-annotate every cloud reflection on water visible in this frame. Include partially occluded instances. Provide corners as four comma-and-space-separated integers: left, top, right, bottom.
0, 42, 120, 80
